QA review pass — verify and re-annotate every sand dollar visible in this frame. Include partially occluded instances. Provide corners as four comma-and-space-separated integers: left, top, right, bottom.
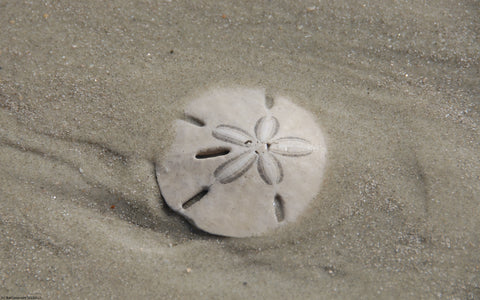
156, 87, 327, 237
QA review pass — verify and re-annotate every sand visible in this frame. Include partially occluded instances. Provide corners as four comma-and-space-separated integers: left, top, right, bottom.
0, 1, 479, 299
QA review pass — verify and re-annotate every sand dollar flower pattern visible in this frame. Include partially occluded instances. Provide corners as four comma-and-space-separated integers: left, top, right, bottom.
212, 116, 314, 185
156, 87, 327, 237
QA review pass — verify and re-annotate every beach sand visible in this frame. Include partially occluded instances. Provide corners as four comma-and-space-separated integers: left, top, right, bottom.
0, 1, 479, 298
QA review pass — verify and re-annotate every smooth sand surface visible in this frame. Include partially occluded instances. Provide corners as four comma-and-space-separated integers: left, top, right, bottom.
1, 1, 479, 299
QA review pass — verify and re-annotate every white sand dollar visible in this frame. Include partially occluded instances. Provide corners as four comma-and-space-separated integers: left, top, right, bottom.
156, 88, 327, 237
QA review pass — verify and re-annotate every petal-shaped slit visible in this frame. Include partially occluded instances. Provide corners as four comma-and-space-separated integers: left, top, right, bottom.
257, 152, 283, 185
212, 125, 254, 146
270, 137, 314, 157
255, 116, 279, 142
214, 151, 257, 184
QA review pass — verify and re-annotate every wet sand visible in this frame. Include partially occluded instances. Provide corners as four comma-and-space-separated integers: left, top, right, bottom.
0, 1, 479, 299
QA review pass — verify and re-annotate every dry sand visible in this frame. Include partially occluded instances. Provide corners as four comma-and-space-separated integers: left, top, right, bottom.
0, 1, 479, 299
